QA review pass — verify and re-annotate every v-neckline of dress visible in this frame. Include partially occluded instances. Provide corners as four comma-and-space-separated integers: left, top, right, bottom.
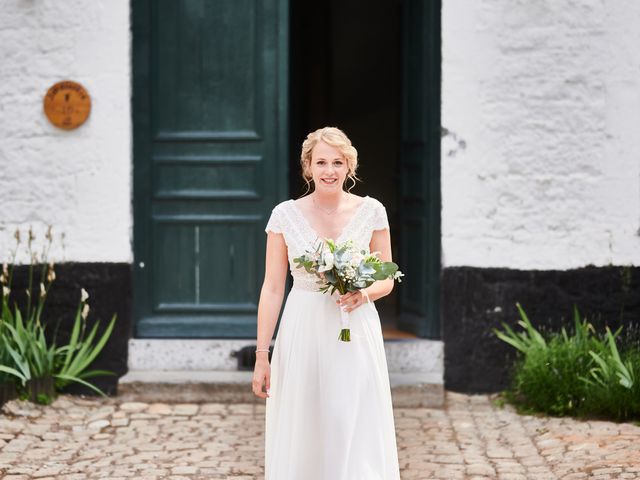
289, 195, 370, 243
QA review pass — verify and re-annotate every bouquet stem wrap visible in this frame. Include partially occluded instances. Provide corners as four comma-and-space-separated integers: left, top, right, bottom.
339, 307, 351, 342
336, 289, 376, 342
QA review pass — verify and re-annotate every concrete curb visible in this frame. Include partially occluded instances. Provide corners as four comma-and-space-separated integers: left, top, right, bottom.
118, 370, 444, 408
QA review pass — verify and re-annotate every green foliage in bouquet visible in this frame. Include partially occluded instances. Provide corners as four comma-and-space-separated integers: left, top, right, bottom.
294, 238, 402, 295
0, 226, 117, 405
494, 302, 640, 422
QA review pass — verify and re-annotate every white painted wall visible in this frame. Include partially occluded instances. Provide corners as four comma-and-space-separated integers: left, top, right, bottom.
2, 1, 638, 271
0, 0, 131, 264
442, 0, 640, 269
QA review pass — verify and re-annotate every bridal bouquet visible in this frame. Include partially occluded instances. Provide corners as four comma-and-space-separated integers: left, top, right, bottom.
293, 239, 403, 342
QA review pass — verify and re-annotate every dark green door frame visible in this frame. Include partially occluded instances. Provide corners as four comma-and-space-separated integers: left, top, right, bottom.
398, 0, 441, 339
132, 0, 289, 338
132, 0, 439, 340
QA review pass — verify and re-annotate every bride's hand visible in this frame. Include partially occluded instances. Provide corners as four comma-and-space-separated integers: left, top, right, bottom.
337, 290, 365, 313
252, 357, 271, 399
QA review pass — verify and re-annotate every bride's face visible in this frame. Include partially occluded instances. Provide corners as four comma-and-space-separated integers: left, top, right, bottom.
309, 140, 348, 192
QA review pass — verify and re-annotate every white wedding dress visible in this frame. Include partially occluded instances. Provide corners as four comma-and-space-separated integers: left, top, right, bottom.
263, 195, 401, 480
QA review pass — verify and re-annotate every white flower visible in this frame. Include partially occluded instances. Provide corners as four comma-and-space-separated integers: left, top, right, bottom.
81, 288, 89, 302
81, 303, 90, 320
318, 249, 334, 272
47, 262, 56, 282
3, 286, 10, 297
40, 282, 46, 298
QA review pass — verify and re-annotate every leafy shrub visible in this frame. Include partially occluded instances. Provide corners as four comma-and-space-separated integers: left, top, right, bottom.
579, 328, 640, 420
494, 303, 640, 422
0, 226, 116, 404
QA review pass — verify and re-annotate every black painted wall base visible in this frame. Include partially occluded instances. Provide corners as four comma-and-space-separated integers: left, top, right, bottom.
442, 265, 640, 393
5, 263, 132, 396
6, 261, 638, 397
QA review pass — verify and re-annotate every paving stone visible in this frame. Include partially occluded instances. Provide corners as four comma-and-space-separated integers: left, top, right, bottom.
87, 419, 110, 430
466, 463, 496, 476
0, 419, 26, 434
147, 403, 172, 415
119, 402, 148, 412
172, 404, 199, 416
171, 466, 199, 474
2, 400, 43, 418
32, 465, 64, 477
111, 417, 130, 427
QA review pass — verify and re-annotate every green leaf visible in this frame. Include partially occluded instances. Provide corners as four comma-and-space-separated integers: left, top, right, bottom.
493, 321, 530, 354
60, 314, 116, 381
0, 365, 27, 384
4, 343, 30, 382
54, 373, 108, 397
73, 315, 116, 376
78, 369, 116, 379
516, 303, 547, 349
64, 322, 100, 377
588, 350, 608, 370
62, 304, 83, 374
370, 262, 399, 281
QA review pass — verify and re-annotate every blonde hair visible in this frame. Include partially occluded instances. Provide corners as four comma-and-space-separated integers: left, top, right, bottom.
299, 126, 361, 196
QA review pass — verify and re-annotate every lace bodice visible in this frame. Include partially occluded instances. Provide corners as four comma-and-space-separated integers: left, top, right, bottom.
264, 195, 390, 291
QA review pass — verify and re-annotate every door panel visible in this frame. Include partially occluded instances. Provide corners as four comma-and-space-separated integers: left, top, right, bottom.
133, 0, 288, 337
153, 1, 261, 139
398, 0, 441, 338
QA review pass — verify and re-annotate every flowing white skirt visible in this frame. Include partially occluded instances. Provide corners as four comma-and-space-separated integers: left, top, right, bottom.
264, 287, 401, 480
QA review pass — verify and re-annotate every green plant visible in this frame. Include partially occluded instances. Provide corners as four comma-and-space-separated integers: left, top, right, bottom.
494, 303, 640, 422
0, 309, 56, 387
2, 227, 58, 396
493, 303, 548, 354
0, 226, 117, 403
579, 327, 640, 420
53, 297, 116, 396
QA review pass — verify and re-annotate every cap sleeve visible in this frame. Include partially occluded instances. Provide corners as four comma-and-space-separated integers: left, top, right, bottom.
371, 199, 390, 231
265, 205, 284, 234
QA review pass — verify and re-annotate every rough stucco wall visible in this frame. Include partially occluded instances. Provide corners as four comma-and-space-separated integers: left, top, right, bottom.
2, 1, 639, 270
441, 0, 640, 269
0, 1, 131, 264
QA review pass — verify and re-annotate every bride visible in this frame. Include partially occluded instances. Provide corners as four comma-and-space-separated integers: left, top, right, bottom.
253, 126, 401, 479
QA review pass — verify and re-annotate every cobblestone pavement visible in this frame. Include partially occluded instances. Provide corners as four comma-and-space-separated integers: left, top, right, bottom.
1, 391, 639, 479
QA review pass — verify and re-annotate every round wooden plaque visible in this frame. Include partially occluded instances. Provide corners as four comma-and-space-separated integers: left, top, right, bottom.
43, 81, 91, 130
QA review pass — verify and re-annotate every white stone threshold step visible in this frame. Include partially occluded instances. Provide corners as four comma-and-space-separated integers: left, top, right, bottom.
127, 338, 444, 375
118, 370, 444, 408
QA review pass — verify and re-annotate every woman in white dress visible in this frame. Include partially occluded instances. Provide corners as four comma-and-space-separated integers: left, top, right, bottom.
252, 126, 401, 480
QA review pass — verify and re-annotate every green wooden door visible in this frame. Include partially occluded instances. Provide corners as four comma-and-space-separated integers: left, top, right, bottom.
398, 0, 441, 338
133, 0, 288, 337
